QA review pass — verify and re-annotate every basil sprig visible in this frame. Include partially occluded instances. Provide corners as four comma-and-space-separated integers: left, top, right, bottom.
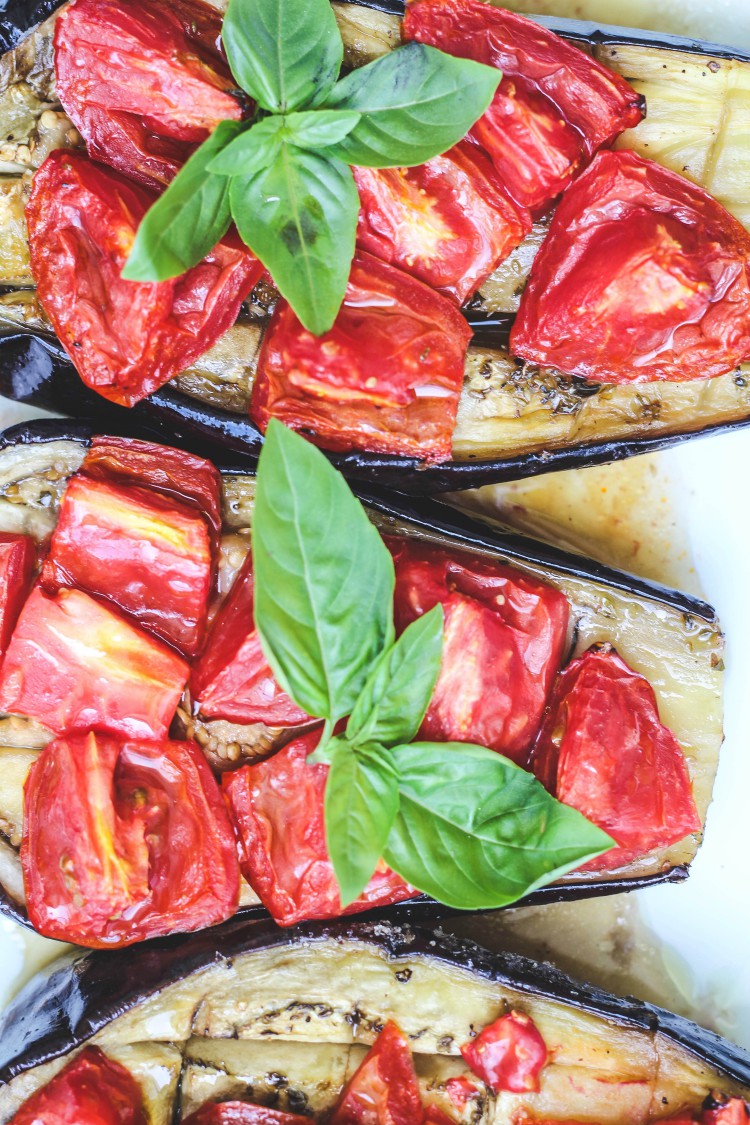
253, 422, 613, 909
122, 0, 502, 334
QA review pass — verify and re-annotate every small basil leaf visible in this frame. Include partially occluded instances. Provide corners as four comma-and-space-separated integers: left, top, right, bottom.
284, 109, 361, 150
208, 116, 285, 176
324, 41, 501, 167
347, 604, 444, 749
308, 732, 349, 767
383, 743, 614, 910
122, 121, 241, 282
325, 740, 400, 907
229, 144, 358, 335
253, 421, 396, 722
222, 0, 343, 113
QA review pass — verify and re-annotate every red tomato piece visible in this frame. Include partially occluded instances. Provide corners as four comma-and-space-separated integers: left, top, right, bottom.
532, 645, 701, 870
445, 1075, 481, 1111
403, 0, 643, 212
250, 251, 471, 464
0, 533, 35, 660
353, 141, 530, 304
42, 475, 214, 658
26, 151, 263, 407
389, 538, 569, 763
0, 586, 187, 739
703, 1099, 750, 1125
182, 1105, 311, 1125
22, 732, 239, 948
222, 730, 414, 926
511, 150, 750, 384
330, 1021, 424, 1125
55, 0, 241, 190
460, 1010, 548, 1095
191, 552, 311, 727
423, 1110, 458, 1125
9, 1046, 147, 1125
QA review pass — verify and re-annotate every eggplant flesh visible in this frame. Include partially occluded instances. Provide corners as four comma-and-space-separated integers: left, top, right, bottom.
0, 422, 724, 927
1, 919, 749, 1124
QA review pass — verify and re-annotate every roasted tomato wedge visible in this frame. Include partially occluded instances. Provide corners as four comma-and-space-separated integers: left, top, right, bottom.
511, 150, 750, 383
353, 141, 530, 304
532, 645, 701, 870
250, 252, 471, 463
183, 1105, 312, 1125
192, 552, 311, 727
42, 474, 214, 658
460, 1011, 547, 1095
26, 152, 263, 407
9, 1046, 147, 1125
223, 730, 414, 926
330, 1021, 424, 1125
55, 0, 242, 189
22, 733, 240, 948
0, 586, 187, 739
389, 539, 569, 763
403, 0, 643, 212
0, 533, 35, 660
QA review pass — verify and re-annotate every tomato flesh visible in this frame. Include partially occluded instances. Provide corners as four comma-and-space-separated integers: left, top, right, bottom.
22, 732, 239, 948
511, 150, 750, 383
9, 1046, 147, 1125
223, 730, 414, 926
460, 1010, 548, 1094
403, 0, 643, 212
0, 586, 188, 739
353, 141, 530, 304
703, 1100, 750, 1125
27, 151, 263, 407
0, 533, 35, 660
250, 251, 471, 463
182, 1105, 311, 1125
532, 645, 701, 870
389, 538, 568, 763
330, 1021, 424, 1125
55, 0, 241, 190
191, 552, 311, 727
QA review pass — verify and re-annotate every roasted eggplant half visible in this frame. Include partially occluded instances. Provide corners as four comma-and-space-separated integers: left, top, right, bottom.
1, 2, 750, 492
1, 917, 750, 1124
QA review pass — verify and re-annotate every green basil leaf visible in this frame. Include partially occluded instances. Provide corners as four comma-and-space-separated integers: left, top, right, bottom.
325, 740, 400, 907
208, 116, 286, 176
383, 743, 614, 910
284, 109, 361, 150
253, 420, 396, 723
308, 732, 349, 767
222, 0, 343, 113
122, 121, 241, 283
323, 41, 501, 167
229, 144, 358, 334
347, 604, 444, 749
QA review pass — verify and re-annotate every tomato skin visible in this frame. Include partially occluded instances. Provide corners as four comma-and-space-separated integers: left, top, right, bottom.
26, 152, 263, 407
250, 251, 471, 464
55, 0, 241, 190
0, 586, 188, 740
191, 552, 311, 727
182, 1105, 311, 1125
222, 731, 414, 927
511, 150, 750, 384
460, 1011, 547, 1095
330, 1021, 424, 1125
353, 141, 530, 304
532, 645, 701, 870
703, 1099, 750, 1125
0, 534, 35, 660
389, 538, 568, 763
9, 1046, 147, 1125
23, 733, 240, 948
403, 0, 643, 212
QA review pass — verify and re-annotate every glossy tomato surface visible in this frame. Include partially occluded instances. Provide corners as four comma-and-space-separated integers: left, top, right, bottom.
389, 539, 569, 763
403, 0, 642, 212
703, 1100, 750, 1125
250, 252, 471, 463
532, 645, 701, 870
353, 140, 529, 304
22, 733, 239, 948
55, 0, 241, 189
223, 731, 414, 927
330, 1021, 424, 1125
182, 1105, 312, 1125
9, 1046, 147, 1125
460, 1010, 547, 1094
191, 552, 311, 727
0, 533, 34, 659
0, 586, 188, 739
26, 152, 263, 406
511, 150, 750, 383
